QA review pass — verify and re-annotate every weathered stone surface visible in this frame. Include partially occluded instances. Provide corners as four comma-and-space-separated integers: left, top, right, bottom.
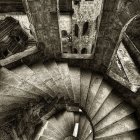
123, 33, 140, 69
22, 0, 61, 58
108, 42, 140, 93
92, 0, 140, 73
72, 0, 103, 54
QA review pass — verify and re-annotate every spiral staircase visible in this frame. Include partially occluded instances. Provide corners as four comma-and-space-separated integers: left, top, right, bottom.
0, 0, 140, 140
0, 60, 139, 139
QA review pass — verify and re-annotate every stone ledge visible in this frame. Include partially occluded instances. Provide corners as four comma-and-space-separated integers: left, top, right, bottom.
0, 46, 39, 68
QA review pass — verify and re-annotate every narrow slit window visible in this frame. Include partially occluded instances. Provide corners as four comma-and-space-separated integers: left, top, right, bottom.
75, 24, 79, 37
83, 22, 89, 35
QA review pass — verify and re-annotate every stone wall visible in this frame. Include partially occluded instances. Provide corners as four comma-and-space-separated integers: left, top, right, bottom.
22, 0, 61, 58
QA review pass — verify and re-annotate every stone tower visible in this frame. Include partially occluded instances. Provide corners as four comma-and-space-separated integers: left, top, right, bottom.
72, 0, 103, 54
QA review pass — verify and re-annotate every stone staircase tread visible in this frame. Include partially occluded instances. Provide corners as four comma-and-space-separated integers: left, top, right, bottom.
49, 116, 70, 137
95, 129, 140, 140
77, 114, 87, 138
0, 95, 32, 106
95, 114, 139, 139
86, 133, 93, 140
64, 112, 75, 134
55, 111, 72, 136
0, 81, 39, 100
94, 102, 135, 132
80, 69, 92, 108
28, 62, 57, 98
85, 74, 103, 113
44, 61, 70, 100
11, 64, 52, 100
88, 81, 112, 119
80, 119, 92, 140
46, 120, 65, 138
39, 135, 59, 140
69, 67, 80, 104
92, 91, 123, 126
43, 126, 64, 139
57, 62, 74, 102
0, 67, 45, 98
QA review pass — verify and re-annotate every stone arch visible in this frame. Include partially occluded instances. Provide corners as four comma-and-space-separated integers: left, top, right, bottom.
81, 48, 87, 54
73, 48, 78, 54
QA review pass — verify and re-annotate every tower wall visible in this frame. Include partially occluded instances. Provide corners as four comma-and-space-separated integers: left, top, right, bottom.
72, 0, 103, 54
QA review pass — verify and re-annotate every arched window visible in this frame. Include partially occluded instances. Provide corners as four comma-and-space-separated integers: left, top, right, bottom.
61, 30, 68, 38
83, 22, 89, 35
74, 24, 79, 37
81, 48, 87, 54
73, 48, 78, 54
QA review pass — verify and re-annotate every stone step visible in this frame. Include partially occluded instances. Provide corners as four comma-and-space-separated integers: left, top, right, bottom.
77, 114, 87, 138
0, 95, 33, 114
64, 112, 75, 134
11, 64, 52, 101
0, 82, 38, 100
57, 62, 74, 102
94, 102, 135, 132
92, 91, 123, 126
80, 69, 92, 108
79, 118, 92, 140
48, 116, 70, 137
95, 129, 140, 140
44, 61, 69, 101
43, 124, 64, 140
85, 74, 103, 114
88, 81, 112, 119
0, 95, 31, 106
28, 62, 57, 98
86, 133, 93, 140
69, 67, 80, 104
47, 120, 65, 138
0, 67, 44, 99
39, 135, 60, 140
95, 114, 139, 139
55, 111, 72, 136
